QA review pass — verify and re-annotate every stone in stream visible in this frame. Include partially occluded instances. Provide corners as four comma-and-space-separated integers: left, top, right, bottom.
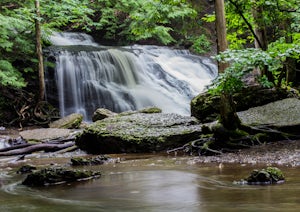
22, 167, 101, 186
234, 167, 285, 185
75, 112, 202, 154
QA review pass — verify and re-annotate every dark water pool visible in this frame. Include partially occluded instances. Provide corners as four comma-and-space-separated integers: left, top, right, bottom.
0, 155, 299, 211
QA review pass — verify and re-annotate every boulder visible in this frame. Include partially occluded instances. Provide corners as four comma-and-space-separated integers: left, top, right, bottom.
49, 113, 83, 129
191, 86, 294, 123
92, 108, 117, 122
238, 98, 300, 133
246, 167, 285, 184
75, 113, 202, 154
22, 167, 101, 186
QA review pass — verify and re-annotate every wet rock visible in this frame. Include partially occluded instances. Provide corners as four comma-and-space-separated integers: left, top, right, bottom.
17, 165, 37, 174
245, 167, 285, 184
92, 108, 117, 122
22, 167, 101, 186
49, 113, 83, 129
71, 155, 110, 166
76, 113, 202, 154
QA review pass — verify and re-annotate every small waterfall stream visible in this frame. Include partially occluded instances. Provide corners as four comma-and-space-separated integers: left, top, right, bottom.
45, 32, 217, 120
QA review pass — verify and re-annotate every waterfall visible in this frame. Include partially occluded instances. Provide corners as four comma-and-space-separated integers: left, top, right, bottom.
45, 32, 217, 121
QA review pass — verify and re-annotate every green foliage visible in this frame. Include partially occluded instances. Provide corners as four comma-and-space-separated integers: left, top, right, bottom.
190, 35, 212, 54
94, 0, 196, 44
0, 60, 26, 88
209, 43, 300, 95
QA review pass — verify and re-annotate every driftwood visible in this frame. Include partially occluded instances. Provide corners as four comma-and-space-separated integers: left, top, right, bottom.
0, 143, 33, 152
0, 141, 75, 156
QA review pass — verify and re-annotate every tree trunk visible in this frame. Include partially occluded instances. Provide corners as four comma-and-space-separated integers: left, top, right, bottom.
251, 2, 273, 81
214, 0, 241, 130
214, 0, 228, 73
219, 93, 241, 130
35, 0, 45, 101
283, 19, 297, 84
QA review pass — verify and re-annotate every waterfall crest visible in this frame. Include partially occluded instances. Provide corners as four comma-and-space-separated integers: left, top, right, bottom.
45, 32, 217, 121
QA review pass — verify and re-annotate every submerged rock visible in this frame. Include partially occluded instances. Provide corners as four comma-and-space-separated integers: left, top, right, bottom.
234, 167, 285, 185
22, 167, 101, 186
75, 113, 202, 154
17, 165, 37, 174
71, 155, 110, 166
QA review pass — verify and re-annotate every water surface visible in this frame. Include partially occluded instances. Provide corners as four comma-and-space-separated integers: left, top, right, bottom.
0, 155, 299, 211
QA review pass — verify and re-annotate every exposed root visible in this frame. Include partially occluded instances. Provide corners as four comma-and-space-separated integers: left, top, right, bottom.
167, 123, 300, 156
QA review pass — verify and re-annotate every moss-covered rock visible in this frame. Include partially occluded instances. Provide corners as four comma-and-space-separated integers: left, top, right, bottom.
92, 108, 117, 122
22, 167, 101, 186
75, 113, 202, 154
238, 98, 300, 132
71, 155, 110, 166
191, 86, 292, 123
246, 167, 285, 184
138, 107, 162, 114
49, 113, 83, 129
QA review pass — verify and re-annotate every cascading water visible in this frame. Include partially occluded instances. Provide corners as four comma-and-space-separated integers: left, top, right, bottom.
45, 32, 217, 121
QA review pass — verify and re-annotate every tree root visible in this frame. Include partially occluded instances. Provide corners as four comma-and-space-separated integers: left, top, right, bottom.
167, 123, 300, 156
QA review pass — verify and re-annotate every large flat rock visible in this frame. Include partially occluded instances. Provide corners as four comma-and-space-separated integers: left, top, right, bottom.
238, 98, 300, 130
75, 113, 202, 154
20, 128, 71, 142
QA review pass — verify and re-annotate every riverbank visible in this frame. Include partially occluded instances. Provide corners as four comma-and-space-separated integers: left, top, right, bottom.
194, 139, 300, 167
1, 127, 299, 167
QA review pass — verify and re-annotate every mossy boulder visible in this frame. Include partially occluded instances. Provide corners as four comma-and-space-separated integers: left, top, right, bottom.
22, 167, 101, 186
191, 86, 293, 123
49, 113, 83, 129
92, 108, 117, 122
246, 167, 285, 184
75, 113, 202, 154
238, 98, 300, 133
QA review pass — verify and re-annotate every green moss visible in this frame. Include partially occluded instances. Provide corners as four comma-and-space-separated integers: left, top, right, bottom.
246, 167, 285, 184
22, 167, 101, 186
139, 107, 162, 114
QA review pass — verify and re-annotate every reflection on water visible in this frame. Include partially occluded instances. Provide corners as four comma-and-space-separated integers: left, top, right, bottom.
0, 156, 299, 212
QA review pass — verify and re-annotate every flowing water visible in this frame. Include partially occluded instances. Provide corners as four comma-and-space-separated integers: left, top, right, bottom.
45, 32, 217, 120
0, 155, 299, 212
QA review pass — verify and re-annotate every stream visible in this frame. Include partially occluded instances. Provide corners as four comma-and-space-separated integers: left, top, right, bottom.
0, 154, 299, 212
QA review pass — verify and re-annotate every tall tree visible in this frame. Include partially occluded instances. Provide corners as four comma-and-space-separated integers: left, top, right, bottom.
35, 0, 45, 101
214, 0, 241, 130
214, 0, 228, 73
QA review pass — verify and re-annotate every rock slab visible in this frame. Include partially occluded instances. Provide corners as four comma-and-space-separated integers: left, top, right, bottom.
76, 113, 202, 154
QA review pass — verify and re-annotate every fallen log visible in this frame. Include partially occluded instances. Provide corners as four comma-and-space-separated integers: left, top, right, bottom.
0, 142, 75, 156
0, 143, 33, 152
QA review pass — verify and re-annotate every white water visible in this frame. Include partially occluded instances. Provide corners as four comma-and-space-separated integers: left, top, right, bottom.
46, 32, 217, 120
